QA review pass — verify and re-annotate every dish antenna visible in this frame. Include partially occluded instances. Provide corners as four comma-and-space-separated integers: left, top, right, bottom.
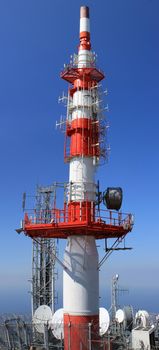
99, 307, 110, 336
116, 309, 125, 324
49, 308, 64, 340
115, 306, 134, 331
32, 305, 52, 334
135, 310, 150, 328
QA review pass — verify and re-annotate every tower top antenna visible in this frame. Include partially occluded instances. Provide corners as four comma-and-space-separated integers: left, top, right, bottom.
80, 6, 89, 18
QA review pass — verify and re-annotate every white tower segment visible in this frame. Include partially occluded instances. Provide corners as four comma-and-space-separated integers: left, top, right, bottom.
63, 236, 99, 315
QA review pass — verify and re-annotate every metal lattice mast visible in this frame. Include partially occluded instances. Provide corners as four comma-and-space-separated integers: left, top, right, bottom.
31, 186, 57, 316
111, 274, 129, 323
111, 274, 119, 321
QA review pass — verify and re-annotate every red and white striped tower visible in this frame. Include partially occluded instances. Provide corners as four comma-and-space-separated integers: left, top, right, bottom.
62, 6, 103, 350
18, 5, 133, 349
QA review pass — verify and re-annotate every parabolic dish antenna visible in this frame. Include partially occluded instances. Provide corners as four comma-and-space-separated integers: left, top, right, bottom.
49, 308, 64, 340
33, 305, 52, 334
115, 309, 125, 324
116, 306, 133, 331
99, 307, 110, 336
135, 310, 150, 328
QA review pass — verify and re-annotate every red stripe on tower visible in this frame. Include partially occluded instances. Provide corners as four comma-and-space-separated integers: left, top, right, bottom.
64, 314, 99, 350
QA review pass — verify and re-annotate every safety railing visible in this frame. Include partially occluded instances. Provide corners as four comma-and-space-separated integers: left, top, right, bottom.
23, 205, 133, 229
0, 318, 115, 350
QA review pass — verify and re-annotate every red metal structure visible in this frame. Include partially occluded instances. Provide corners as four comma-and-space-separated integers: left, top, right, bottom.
23, 206, 132, 239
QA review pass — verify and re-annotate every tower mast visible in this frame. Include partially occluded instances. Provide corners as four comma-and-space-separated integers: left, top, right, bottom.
17, 6, 133, 350
62, 7, 102, 348
31, 186, 57, 315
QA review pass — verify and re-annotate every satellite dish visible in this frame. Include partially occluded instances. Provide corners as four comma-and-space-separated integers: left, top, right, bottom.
32, 305, 52, 334
49, 308, 64, 340
116, 309, 125, 324
99, 307, 110, 336
123, 306, 134, 331
135, 310, 150, 328
116, 306, 133, 331
103, 187, 123, 211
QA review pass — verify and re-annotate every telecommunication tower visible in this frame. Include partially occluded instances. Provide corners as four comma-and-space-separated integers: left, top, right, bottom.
17, 6, 133, 350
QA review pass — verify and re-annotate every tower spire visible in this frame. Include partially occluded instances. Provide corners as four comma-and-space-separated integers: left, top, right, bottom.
79, 6, 91, 51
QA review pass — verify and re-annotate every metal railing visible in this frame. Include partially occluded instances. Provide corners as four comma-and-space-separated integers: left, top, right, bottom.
23, 205, 133, 229
0, 320, 111, 350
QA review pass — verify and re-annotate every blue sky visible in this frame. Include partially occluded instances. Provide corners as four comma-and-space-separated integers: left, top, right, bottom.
0, 0, 159, 314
